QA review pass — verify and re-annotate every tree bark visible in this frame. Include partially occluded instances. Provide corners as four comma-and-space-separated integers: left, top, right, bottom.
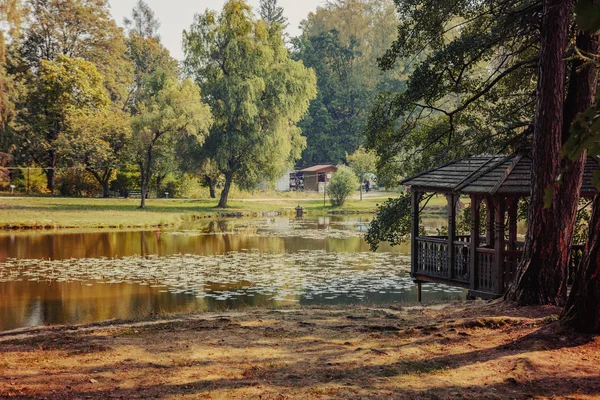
87, 168, 112, 198
554, 30, 600, 272
218, 173, 233, 208
562, 194, 600, 332
205, 175, 216, 198
505, 0, 572, 306
45, 149, 56, 194
44, 167, 54, 194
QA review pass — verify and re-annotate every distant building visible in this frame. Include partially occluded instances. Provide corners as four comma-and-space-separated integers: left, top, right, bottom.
290, 165, 338, 192
258, 168, 295, 192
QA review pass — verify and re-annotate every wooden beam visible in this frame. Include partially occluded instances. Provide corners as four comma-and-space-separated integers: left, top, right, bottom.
470, 195, 480, 290
411, 190, 421, 277
447, 193, 457, 280
493, 198, 506, 294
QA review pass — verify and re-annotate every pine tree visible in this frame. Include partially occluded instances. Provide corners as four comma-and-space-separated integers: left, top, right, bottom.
259, 0, 288, 29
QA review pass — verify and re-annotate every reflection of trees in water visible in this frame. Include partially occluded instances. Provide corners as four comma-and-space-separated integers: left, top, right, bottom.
0, 281, 212, 331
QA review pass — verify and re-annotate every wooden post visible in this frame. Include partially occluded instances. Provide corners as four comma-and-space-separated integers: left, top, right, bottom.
417, 281, 422, 303
485, 196, 495, 247
411, 190, 421, 277
494, 198, 506, 294
508, 198, 519, 250
470, 195, 481, 291
447, 193, 456, 280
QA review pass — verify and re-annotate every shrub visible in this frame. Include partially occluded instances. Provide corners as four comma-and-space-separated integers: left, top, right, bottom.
56, 169, 101, 196
327, 165, 359, 207
13, 168, 49, 194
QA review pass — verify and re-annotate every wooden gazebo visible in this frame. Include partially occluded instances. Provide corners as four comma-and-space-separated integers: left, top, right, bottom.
403, 153, 600, 300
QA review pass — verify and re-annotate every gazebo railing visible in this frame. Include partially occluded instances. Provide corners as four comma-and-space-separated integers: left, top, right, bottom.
415, 235, 582, 294
453, 241, 470, 283
475, 248, 495, 292
415, 236, 448, 278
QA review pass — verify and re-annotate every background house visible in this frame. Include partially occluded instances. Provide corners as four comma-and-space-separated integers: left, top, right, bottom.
290, 165, 338, 192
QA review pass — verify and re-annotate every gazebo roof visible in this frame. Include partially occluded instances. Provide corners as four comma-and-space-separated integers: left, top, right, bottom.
401, 153, 600, 197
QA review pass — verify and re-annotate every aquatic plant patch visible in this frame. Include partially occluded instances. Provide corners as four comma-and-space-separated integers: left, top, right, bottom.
0, 251, 438, 302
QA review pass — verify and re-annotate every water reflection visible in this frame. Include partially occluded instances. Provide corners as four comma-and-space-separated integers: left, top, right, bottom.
0, 217, 409, 261
0, 216, 463, 331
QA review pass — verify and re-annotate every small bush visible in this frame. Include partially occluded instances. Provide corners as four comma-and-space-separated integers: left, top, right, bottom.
56, 169, 101, 196
327, 165, 359, 207
13, 168, 49, 194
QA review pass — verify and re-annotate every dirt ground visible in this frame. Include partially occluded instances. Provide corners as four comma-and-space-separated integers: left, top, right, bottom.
0, 301, 599, 399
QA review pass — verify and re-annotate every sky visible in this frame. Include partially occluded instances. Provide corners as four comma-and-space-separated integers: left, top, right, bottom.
108, 0, 326, 60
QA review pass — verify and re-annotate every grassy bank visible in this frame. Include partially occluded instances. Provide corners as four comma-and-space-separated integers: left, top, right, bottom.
0, 302, 598, 399
0, 194, 390, 229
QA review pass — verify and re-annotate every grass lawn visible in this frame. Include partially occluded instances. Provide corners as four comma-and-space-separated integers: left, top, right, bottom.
0, 192, 393, 229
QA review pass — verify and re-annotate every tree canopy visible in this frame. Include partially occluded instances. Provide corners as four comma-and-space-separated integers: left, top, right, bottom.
293, 0, 409, 167
183, 0, 316, 207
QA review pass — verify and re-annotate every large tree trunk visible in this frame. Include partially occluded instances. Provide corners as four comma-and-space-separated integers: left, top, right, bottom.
139, 161, 150, 209
156, 174, 165, 197
44, 168, 54, 194
562, 194, 600, 332
205, 175, 216, 199
505, 0, 572, 306
88, 168, 112, 198
45, 149, 56, 194
555, 30, 600, 269
102, 179, 110, 198
218, 173, 233, 208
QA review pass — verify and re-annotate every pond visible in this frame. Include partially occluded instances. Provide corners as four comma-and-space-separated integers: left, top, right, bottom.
0, 216, 465, 331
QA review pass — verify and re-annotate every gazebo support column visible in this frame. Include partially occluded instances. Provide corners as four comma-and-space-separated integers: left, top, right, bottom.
411, 190, 422, 302
493, 198, 506, 294
411, 190, 422, 278
470, 195, 481, 291
485, 197, 495, 247
447, 194, 457, 280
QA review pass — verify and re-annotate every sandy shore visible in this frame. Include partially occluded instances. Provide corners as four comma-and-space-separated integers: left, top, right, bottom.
1, 301, 599, 399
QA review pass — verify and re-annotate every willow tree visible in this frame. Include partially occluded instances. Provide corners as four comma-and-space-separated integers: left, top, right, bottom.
183, 0, 316, 208
131, 72, 212, 208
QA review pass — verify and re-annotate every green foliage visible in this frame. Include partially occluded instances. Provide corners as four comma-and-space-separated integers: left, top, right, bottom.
293, 0, 407, 166
56, 168, 101, 197
111, 165, 139, 194
366, 0, 540, 184
21, 0, 132, 104
124, 1, 178, 114
347, 147, 378, 181
183, 0, 316, 207
365, 193, 413, 251
259, 0, 288, 29
124, 0, 161, 39
327, 165, 358, 207
131, 71, 212, 206
12, 167, 47, 193
17, 55, 109, 189
57, 107, 131, 195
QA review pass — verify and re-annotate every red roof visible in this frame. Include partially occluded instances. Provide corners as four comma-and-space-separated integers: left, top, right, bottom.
298, 165, 338, 173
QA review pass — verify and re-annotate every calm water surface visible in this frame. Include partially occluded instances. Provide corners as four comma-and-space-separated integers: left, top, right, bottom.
0, 216, 464, 331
